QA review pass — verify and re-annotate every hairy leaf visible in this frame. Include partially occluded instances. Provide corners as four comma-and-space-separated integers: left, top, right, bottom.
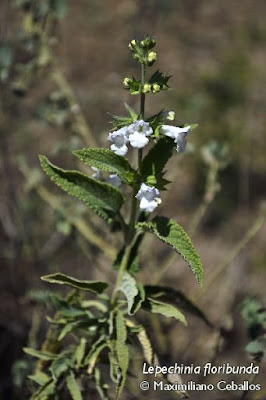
144, 285, 211, 326
41, 273, 108, 293
117, 272, 139, 315
84, 336, 107, 373
115, 311, 129, 400
39, 155, 124, 222
139, 217, 203, 285
74, 148, 137, 185
141, 137, 175, 189
75, 338, 87, 369
66, 371, 82, 400
23, 348, 56, 361
143, 298, 187, 325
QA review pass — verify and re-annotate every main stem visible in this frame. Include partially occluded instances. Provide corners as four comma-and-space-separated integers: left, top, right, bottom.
111, 63, 146, 307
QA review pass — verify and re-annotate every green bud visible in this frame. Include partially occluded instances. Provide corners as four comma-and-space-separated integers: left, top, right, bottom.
142, 83, 151, 93
152, 83, 160, 93
123, 77, 131, 87
147, 51, 157, 63
167, 111, 175, 120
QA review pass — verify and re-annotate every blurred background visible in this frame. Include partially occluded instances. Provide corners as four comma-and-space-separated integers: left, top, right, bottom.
0, 1, 266, 399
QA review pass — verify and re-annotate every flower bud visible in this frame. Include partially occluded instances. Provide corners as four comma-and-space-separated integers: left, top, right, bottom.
123, 77, 131, 87
143, 83, 151, 93
147, 51, 157, 63
167, 111, 175, 120
152, 83, 160, 93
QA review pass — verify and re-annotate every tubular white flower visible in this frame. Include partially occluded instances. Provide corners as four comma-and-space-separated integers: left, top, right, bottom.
105, 174, 122, 188
127, 120, 153, 149
108, 126, 128, 156
136, 183, 161, 213
161, 124, 191, 153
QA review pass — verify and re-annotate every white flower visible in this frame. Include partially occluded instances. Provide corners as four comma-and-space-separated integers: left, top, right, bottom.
161, 124, 191, 153
108, 126, 128, 156
105, 174, 122, 188
136, 183, 161, 213
91, 167, 102, 180
127, 120, 153, 149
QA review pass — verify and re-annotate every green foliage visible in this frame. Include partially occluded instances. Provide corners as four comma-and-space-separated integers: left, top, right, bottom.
117, 272, 139, 315
139, 217, 203, 285
41, 272, 108, 293
66, 371, 82, 400
23, 348, 57, 361
115, 311, 129, 400
143, 298, 187, 324
148, 70, 171, 90
74, 148, 137, 185
39, 155, 124, 222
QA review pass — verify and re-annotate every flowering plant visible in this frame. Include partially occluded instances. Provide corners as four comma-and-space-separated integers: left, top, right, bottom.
25, 36, 206, 400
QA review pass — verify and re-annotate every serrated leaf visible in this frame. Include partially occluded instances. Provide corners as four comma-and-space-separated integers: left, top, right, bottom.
117, 272, 138, 315
74, 148, 136, 185
50, 353, 71, 380
141, 137, 175, 189
139, 217, 203, 285
115, 311, 129, 400
23, 348, 57, 361
28, 372, 50, 386
41, 273, 108, 293
66, 371, 82, 400
137, 328, 154, 365
75, 338, 87, 369
39, 155, 124, 222
143, 298, 187, 325
144, 285, 211, 326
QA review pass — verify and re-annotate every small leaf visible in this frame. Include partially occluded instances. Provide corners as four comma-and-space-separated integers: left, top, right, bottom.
246, 338, 266, 357
139, 217, 203, 285
143, 298, 187, 325
41, 273, 108, 293
144, 285, 211, 326
124, 103, 138, 120
131, 283, 145, 315
28, 372, 50, 386
75, 338, 87, 369
94, 367, 110, 400
23, 348, 56, 361
29, 380, 55, 400
115, 311, 129, 400
84, 336, 107, 373
66, 371, 82, 400
58, 321, 84, 341
39, 155, 124, 222
74, 148, 136, 185
117, 272, 138, 315
113, 247, 139, 275
50, 353, 71, 380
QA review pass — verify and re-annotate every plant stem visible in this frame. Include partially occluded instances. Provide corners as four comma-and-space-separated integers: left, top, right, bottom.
138, 63, 146, 172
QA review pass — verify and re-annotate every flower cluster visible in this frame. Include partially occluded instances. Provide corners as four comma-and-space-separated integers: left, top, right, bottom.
108, 119, 153, 156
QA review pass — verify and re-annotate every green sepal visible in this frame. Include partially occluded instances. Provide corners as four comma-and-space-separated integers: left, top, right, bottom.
41, 272, 108, 293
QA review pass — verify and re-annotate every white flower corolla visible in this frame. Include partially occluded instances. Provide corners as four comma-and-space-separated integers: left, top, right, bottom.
108, 126, 128, 156
91, 167, 102, 180
127, 120, 153, 149
161, 124, 191, 153
105, 174, 122, 188
136, 183, 161, 213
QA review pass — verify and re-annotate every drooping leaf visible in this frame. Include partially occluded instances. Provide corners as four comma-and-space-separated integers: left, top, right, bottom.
41, 273, 108, 293
115, 311, 129, 400
23, 348, 57, 361
117, 272, 139, 315
131, 283, 145, 315
142, 298, 187, 325
144, 285, 211, 326
139, 217, 203, 285
74, 148, 136, 185
94, 367, 110, 400
28, 372, 50, 386
58, 321, 84, 341
66, 371, 82, 400
83, 336, 107, 373
29, 380, 56, 400
141, 137, 175, 189
137, 327, 154, 365
39, 155, 124, 222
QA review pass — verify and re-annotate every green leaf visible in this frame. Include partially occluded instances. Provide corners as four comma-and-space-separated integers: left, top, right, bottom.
144, 285, 211, 326
39, 155, 124, 222
84, 336, 107, 373
74, 148, 136, 185
23, 348, 56, 361
246, 338, 266, 357
143, 298, 187, 325
113, 247, 139, 275
115, 311, 129, 400
139, 217, 203, 285
75, 338, 87, 369
50, 353, 71, 380
141, 137, 175, 189
29, 380, 56, 400
66, 371, 82, 400
41, 273, 108, 293
124, 103, 138, 120
131, 283, 145, 315
117, 272, 139, 315
94, 367, 110, 400
28, 372, 50, 386
58, 321, 84, 341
